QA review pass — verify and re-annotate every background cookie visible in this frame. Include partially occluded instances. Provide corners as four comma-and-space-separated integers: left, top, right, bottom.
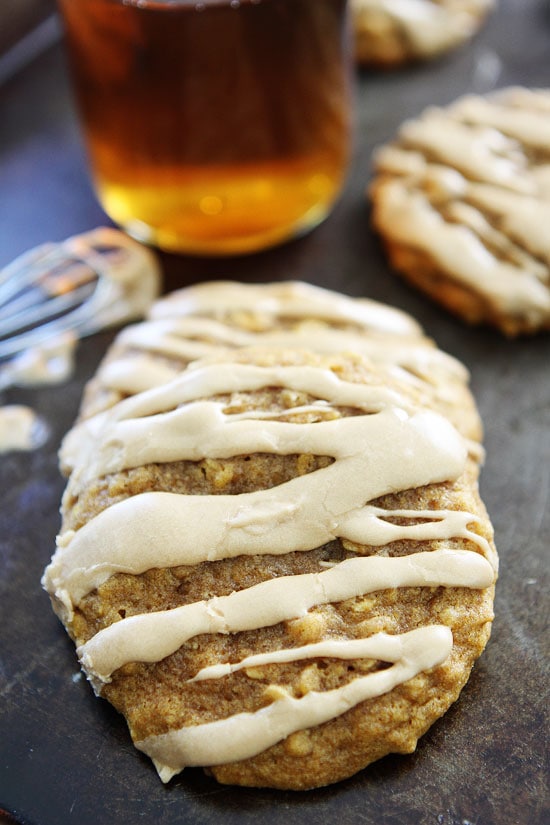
370, 87, 550, 335
351, 0, 495, 68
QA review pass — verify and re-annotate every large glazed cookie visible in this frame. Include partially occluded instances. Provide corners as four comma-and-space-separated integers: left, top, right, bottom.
43, 282, 497, 790
352, 0, 495, 68
371, 87, 550, 335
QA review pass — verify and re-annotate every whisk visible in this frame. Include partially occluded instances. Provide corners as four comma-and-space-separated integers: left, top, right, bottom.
0, 227, 161, 390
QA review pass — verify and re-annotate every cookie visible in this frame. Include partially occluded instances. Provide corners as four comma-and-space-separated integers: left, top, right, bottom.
371, 87, 550, 335
43, 282, 497, 790
351, 0, 495, 68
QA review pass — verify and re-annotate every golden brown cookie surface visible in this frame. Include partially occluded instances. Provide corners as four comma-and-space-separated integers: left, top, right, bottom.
371, 88, 550, 335
43, 282, 497, 789
352, 0, 495, 68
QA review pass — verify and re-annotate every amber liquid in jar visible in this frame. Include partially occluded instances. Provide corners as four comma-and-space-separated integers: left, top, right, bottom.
58, 0, 352, 255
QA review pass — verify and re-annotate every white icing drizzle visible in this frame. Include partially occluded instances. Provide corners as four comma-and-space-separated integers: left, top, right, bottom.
373, 88, 550, 328
61, 361, 418, 486
149, 280, 422, 336
78, 549, 492, 686
339, 504, 490, 549
97, 313, 468, 398
0, 405, 48, 453
52, 364, 489, 604
85, 282, 478, 461
43, 281, 497, 782
47, 393, 470, 611
190, 628, 446, 682
0, 333, 77, 391
138, 625, 454, 781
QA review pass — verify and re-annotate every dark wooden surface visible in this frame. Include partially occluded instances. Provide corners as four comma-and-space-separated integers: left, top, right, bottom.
0, 0, 56, 55
0, 2, 548, 824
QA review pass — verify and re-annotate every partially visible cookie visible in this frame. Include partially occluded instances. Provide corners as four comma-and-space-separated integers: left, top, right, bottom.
371, 87, 550, 336
352, 0, 495, 68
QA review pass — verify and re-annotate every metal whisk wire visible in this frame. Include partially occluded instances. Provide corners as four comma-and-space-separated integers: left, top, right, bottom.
0, 227, 161, 375
0, 245, 100, 360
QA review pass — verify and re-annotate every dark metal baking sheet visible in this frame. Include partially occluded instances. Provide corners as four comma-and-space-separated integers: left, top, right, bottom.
0, 2, 548, 823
